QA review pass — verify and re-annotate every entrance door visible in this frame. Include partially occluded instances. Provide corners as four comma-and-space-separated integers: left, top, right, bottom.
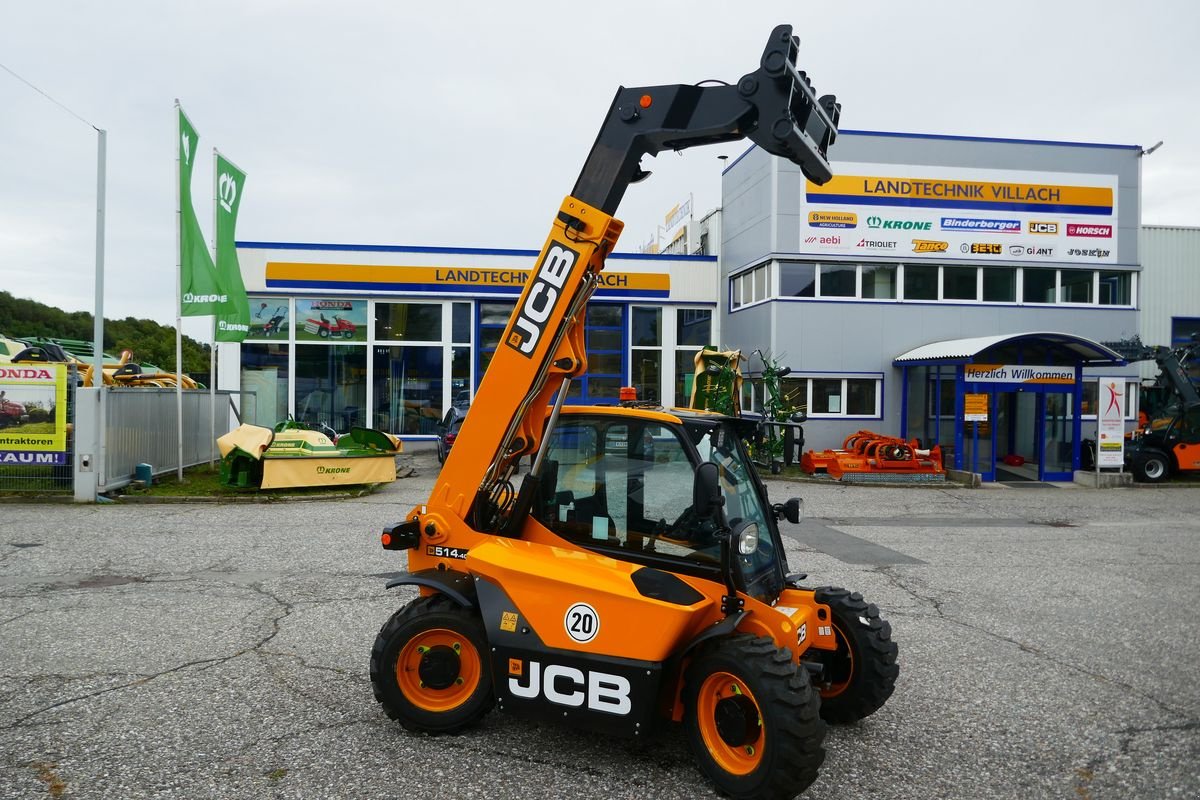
1040, 392, 1075, 481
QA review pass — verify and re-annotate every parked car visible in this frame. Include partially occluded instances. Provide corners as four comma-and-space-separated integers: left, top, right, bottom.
436, 406, 469, 464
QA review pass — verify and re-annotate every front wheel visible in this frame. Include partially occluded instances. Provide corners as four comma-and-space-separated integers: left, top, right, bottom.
370, 594, 494, 733
807, 587, 899, 724
684, 634, 825, 800
1132, 451, 1170, 483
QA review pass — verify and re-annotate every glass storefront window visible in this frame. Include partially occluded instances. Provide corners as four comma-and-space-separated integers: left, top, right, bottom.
296, 344, 366, 431
451, 346, 471, 409
452, 302, 472, 343
246, 298, 290, 340
846, 379, 877, 415
819, 263, 856, 297
1023, 268, 1057, 303
632, 307, 661, 346
862, 264, 896, 299
376, 302, 442, 341
943, 266, 978, 300
903, 265, 938, 300
296, 299, 368, 342
812, 378, 842, 414
632, 350, 661, 403
677, 309, 712, 346
373, 345, 443, 434
983, 267, 1016, 302
240, 342, 289, 427
1060, 270, 1093, 304
781, 263, 816, 297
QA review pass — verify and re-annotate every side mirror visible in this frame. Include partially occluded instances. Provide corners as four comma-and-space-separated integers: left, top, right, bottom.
773, 497, 803, 524
692, 462, 724, 518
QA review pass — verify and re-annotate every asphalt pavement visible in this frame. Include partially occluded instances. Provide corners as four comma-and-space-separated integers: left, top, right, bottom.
1, 449, 1198, 799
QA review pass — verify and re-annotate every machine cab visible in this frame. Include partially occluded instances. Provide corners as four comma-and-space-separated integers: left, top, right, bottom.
534, 408, 789, 604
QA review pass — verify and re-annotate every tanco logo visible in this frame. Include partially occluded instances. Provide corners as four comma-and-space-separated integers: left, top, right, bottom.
867, 216, 931, 231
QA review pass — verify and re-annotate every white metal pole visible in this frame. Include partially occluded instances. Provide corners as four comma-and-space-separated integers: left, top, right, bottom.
175, 100, 184, 481
93, 128, 107, 497
210, 147, 218, 469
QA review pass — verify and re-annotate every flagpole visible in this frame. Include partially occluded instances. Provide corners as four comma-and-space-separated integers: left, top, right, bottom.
174, 100, 184, 481
93, 128, 107, 497
210, 146, 218, 469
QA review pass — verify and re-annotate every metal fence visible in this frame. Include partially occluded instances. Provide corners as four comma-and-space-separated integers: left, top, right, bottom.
101, 388, 236, 491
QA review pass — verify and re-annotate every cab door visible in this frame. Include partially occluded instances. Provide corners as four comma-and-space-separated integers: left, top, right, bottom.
1172, 406, 1200, 472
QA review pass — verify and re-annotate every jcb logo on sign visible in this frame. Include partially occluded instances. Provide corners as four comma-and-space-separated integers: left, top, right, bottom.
1028, 221, 1058, 234
506, 243, 579, 357
508, 660, 632, 716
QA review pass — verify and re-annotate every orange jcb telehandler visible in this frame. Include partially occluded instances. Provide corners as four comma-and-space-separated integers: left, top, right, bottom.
370, 26, 897, 799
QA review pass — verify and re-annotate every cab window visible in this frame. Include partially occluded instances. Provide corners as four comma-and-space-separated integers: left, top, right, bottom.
539, 418, 720, 563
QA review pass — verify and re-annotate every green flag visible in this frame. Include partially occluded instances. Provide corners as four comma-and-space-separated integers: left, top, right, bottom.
214, 153, 250, 342
178, 107, 224, 316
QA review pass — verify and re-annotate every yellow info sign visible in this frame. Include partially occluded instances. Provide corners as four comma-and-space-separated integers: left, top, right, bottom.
964, 393, 989, 422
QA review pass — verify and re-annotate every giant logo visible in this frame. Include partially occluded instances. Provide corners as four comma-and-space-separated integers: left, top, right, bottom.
506, 243, 579, 357
508, 659, 632, 715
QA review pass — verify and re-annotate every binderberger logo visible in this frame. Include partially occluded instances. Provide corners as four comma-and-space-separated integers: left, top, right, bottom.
507, 243, 579, 357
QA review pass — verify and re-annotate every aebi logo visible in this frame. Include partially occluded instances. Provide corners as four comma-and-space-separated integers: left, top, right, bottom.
508, 659, 632, 715
507, 243, 578, 357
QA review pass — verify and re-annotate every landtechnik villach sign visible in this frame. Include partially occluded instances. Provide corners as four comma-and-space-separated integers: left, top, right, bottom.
801, 163, 1119, 265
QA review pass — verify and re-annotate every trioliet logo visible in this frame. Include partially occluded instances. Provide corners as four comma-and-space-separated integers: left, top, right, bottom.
506, 243, 579, 357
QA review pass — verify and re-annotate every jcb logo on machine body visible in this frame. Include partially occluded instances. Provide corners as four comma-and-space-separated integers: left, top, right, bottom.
507, 243, 580, 357
508, 659, 631, 716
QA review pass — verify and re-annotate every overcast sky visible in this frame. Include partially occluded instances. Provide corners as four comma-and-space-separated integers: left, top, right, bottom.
2, 1, 1197, 339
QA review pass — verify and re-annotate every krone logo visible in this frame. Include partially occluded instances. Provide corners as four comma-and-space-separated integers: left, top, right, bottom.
218, 172, 238, 213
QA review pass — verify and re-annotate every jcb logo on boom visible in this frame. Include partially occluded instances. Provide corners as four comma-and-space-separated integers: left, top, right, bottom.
508, 659, 632, 715
506, 243, 579, 357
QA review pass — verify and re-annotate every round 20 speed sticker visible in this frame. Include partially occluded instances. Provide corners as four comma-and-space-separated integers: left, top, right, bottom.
564, 602, 600, 644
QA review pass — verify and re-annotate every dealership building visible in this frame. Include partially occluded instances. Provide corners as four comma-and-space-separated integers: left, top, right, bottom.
220, 129, 1198, 482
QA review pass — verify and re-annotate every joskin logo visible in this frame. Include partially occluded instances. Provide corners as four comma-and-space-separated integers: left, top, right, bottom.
1067, 223, 1113, 238
941, 217, 1020, 233
808, 211, 857, 229
912, 239, 948, 253
867, 215, 932, 231
507, 243, 579, 357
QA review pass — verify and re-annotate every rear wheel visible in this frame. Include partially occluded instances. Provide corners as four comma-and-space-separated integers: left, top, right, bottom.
1132, 451, 1170, 483
808, 587, 899, 723
370, 594, 494, 733
684, 634, 825, 800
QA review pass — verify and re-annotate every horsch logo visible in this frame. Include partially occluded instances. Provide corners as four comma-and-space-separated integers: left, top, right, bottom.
507, 243, 579, 357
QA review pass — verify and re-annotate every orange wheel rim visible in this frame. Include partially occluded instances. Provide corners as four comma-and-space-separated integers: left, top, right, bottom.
696, 671, 764, 776
821, 619, 855, 699
396, 628, 482, 712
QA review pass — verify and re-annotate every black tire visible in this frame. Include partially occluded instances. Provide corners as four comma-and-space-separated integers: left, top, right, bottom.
683, 634, 825, 800
808, 587, 899, 724
1132, 451, 1170, 483
370, 594, 494, 733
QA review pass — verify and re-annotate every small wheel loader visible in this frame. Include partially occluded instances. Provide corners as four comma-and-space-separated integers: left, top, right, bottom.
371, 25, 898, 799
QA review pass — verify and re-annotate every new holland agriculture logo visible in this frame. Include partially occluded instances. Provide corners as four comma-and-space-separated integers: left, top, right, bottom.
867, 215, 932, 231
808, 211, 857, 229
912, 239, 948, 253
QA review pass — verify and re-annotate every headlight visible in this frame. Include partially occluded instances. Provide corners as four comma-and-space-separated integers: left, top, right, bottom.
737, 522, 759, 555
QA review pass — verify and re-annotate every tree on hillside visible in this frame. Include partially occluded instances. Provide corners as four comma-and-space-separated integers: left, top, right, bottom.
0, 291, 210, 374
